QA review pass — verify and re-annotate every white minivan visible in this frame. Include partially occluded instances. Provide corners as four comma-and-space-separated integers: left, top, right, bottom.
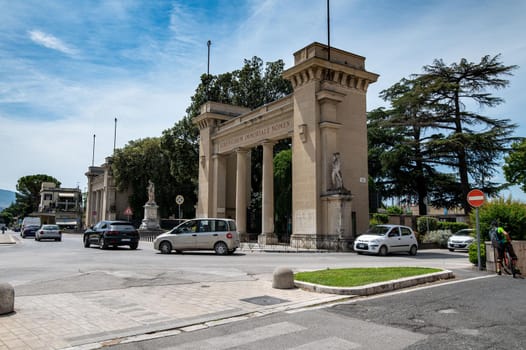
153, 218, 239, 255
354, 224, 418, 256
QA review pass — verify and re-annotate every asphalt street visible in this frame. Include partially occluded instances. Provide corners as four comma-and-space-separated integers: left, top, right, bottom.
106, 275, 525, 350
0, 230, 513, 349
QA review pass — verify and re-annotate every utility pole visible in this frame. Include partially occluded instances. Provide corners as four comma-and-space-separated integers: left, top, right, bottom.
327, 0, 331, 62
91, 134, 96, 166
113, 117, 117, 155
207, 40, 211, 76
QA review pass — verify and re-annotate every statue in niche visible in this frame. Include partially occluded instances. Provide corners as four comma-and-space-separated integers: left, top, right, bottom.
331, 152, 344, 190
147, 180, 156, 204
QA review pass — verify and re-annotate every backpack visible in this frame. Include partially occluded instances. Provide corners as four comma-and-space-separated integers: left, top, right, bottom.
489, 227, 501, 248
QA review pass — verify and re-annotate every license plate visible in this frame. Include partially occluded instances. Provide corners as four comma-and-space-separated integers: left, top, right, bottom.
122, 238, 131, 242
357, 243, 367, 249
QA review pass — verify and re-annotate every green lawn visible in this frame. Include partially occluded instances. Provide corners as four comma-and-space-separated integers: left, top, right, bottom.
294, 267, 442, 287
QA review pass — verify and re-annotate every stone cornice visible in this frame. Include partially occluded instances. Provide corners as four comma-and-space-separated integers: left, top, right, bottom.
283, 57, 379, 92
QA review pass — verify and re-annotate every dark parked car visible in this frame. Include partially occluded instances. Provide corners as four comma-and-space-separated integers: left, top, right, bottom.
83, 220, 139, 250
21, 225, 40, 238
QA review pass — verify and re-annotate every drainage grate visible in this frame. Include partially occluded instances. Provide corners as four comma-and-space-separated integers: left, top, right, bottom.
240, 295, 290, 306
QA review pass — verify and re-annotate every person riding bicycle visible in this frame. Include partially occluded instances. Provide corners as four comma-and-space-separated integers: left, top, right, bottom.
490, 220, 520, 275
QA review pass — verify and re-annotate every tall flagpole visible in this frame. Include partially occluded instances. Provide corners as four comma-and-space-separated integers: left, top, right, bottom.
91, 134, 96, 166
113, 117, 117, 155
327, 0, 331, 62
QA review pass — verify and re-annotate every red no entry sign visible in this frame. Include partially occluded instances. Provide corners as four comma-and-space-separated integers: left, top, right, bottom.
467, 189, 485, 208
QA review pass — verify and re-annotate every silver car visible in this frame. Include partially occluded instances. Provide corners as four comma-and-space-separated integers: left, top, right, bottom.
153, 218, 239, 255
35, 224, 62, 242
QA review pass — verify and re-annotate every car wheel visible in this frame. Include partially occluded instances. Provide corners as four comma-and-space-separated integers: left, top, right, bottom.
99, 237, 107, 250
409, 245, 418, 256
159, 241, 172, 254
228, 248, 237, 255
34, 236, 37, 241
214, 241, 228, 255
83, 236, 90, 248
448, 248, 454, 252
175, 249, 183, 254
378, 245, 388, 256
129, 242, 138, 250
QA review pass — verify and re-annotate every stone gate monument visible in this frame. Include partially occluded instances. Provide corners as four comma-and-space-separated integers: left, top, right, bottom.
194, 42, 378, 250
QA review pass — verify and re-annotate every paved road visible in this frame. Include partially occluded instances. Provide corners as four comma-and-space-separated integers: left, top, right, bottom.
0, 231, 485, 349
106, 275, 525, 350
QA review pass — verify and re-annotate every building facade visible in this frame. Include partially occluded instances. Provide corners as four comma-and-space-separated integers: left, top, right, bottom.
84, 157, 132, 228
38, 182, 82, 229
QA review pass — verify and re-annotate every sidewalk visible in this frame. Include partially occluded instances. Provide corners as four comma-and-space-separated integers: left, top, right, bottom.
1, 274, 349, 350
0, 233, 15, 245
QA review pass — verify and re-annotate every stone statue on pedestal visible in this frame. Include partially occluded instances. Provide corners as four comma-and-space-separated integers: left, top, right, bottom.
140, 180, 160, 231
147, 180, 156, 204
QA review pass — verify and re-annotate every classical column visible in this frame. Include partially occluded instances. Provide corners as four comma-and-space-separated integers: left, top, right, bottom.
235, 148, 249, 241
260, 141, 278, 245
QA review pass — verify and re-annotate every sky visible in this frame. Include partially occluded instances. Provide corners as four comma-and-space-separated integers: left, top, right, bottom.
0, 0, 525, 201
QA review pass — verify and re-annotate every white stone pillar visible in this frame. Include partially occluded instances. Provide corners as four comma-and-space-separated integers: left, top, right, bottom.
235, 148, 249, 240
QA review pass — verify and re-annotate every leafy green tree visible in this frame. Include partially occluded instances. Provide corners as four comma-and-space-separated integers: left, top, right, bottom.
274, 149, 292, 238
112, 138, 177, 219
503, 138, 526, 193
15, 175, 60, 217
416, 55, 519, 213
473, 197, 526, 241
370, 55, 519, 214
160, 116, 199, 217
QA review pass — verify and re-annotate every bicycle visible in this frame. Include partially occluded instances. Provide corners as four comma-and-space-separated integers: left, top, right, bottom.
501, 245, 517, 278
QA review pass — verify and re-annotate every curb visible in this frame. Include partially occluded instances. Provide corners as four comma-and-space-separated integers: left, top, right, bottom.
294, 270, 455, 296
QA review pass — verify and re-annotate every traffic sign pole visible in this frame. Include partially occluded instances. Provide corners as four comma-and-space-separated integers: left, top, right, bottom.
467, 189, 485, 271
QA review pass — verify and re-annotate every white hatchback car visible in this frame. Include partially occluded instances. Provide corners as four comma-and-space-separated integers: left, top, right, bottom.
447, 229, 474, 251
354, 224, 418, 256
153, 218, 239, 255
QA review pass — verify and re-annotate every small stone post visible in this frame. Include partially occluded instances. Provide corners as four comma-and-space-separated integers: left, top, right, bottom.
0, 282, 15, 315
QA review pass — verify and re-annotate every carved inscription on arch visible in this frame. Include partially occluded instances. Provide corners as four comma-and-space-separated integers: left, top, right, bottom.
217, 119, 292, 153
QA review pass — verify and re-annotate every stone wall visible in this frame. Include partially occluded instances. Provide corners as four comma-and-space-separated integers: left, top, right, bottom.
485, 241, 526, 273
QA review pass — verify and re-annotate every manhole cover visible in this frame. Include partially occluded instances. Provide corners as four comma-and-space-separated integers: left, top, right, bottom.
240, 295, 290, 306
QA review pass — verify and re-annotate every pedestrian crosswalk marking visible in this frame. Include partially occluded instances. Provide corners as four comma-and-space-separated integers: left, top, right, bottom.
169, 321, 306, 349
290, 337, 360, 349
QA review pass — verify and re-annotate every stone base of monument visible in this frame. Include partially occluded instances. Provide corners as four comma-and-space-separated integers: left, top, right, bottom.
0, 282, 15, 315
140, 203, 160, 230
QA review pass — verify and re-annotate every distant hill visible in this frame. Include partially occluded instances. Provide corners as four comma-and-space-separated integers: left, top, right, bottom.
0, 189, 16, 210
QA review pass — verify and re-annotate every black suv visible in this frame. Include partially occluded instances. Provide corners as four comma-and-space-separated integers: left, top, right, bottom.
83, 220, 140, 250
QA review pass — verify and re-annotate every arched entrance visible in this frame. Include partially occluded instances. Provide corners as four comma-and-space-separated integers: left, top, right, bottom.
195, 42, 378, 250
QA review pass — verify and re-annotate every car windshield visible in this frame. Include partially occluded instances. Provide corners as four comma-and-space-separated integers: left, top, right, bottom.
454, 230, 472, 236
366, 226, 391, 236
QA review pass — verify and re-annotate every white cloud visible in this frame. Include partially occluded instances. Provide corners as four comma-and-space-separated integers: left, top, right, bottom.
28, 29, 77, 56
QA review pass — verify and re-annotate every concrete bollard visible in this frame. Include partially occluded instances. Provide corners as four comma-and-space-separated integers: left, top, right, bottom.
0, 282, 15, 315
272, 267, 295, 289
